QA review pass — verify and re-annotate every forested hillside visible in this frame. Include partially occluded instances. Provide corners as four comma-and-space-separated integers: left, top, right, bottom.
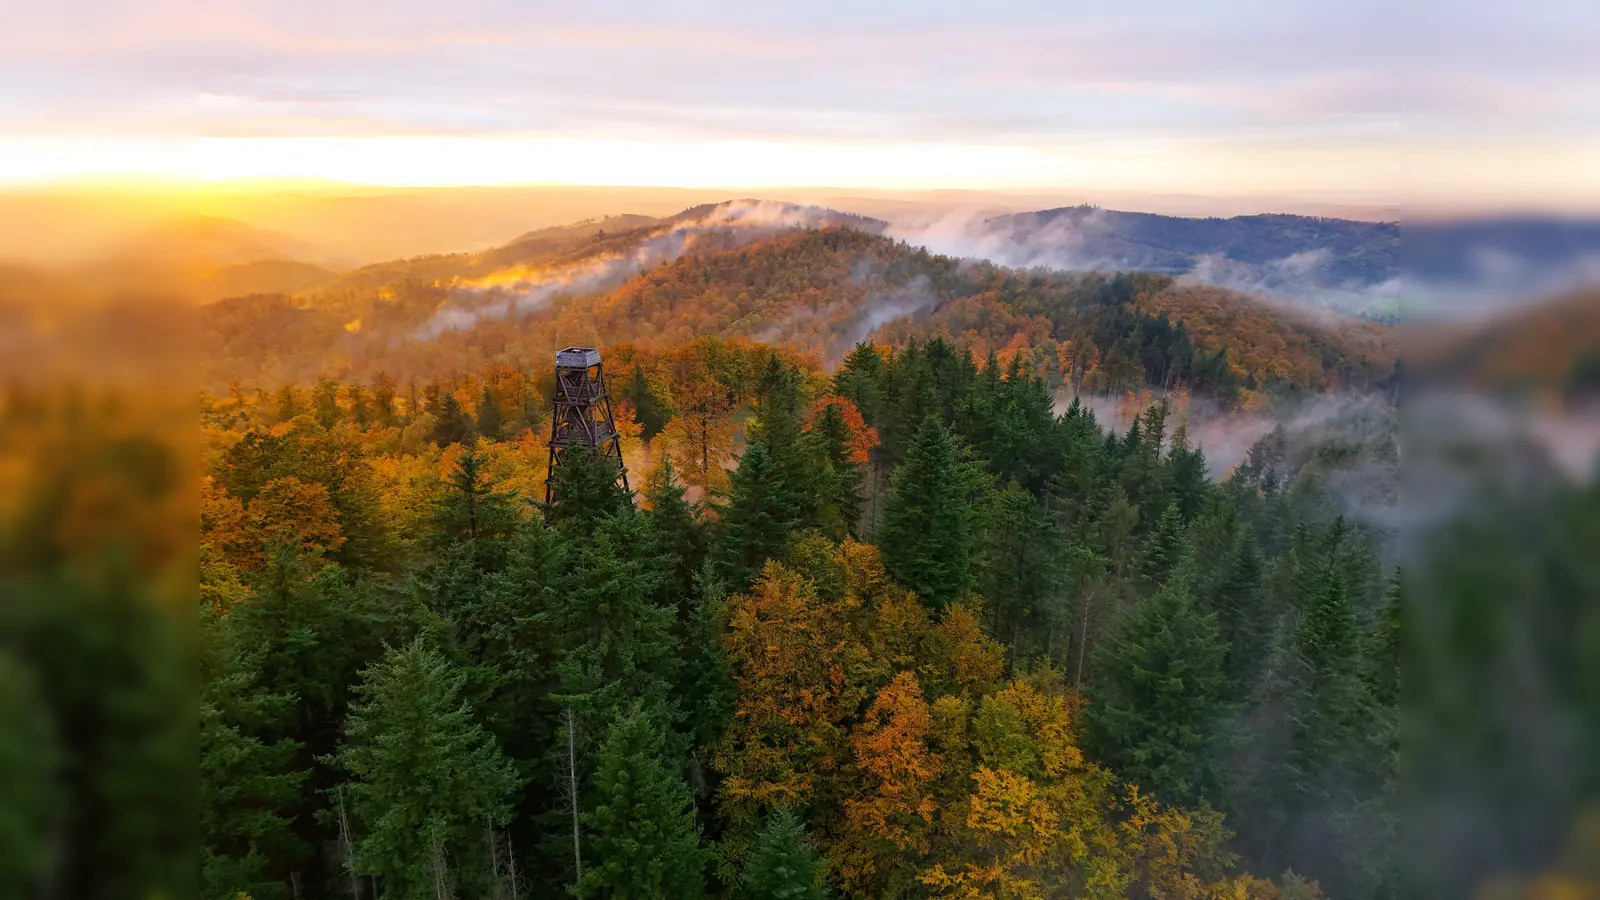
200, 204, 1396, 408
200, 332, 1401, 899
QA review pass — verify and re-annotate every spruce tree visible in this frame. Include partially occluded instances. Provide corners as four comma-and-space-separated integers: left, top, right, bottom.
335, 638, 522, 900
551, 512, 680, 764
810, 401, 865, 537
627, 366, 670, 438
200, 607, 306, 900
742, 807, 825, 900
471, 519, 568, 760
476, 387, 504, 441
1206, 525, 1271, 694
643, 458, 705, 606
1165, 420, 1210, 519
748, 354, 821, 528
1288, 571, 1365, 779
877, 417, 977, 609
711, 443, 796, 589
431, 392, 473, 447
979, 483, 1063, 664
546, 445, 632, 529
986, 366, 1059, 495
833, 342, 884, 425
1085, 579, 1235, 808
428, 443, 522, 550
577, 702, 706, 900
1136, 502, 1186, 590
642, 460, 732, 753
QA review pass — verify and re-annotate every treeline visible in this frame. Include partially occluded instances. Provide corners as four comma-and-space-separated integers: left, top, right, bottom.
198, 338, 1399, 899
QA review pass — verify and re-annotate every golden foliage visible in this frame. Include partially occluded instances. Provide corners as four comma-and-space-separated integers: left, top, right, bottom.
247, 475, 346, 562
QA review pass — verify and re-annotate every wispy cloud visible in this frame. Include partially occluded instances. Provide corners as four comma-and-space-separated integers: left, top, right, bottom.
2, 0, 1593, 204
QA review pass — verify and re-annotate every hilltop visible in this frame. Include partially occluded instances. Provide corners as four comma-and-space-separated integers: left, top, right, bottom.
199, 200, 1396, 403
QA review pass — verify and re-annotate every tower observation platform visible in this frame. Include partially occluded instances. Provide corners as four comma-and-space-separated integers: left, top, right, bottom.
545, 347, 630, 505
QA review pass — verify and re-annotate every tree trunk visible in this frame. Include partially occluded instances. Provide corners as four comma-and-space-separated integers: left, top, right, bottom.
335, 784, 362, 900
564, 708, 584, 884
1075, 590, 1092, 691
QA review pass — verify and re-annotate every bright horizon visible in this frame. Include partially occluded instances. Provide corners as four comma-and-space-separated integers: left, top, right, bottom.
2, 1, 1594, 211
1, 134, 1405, 202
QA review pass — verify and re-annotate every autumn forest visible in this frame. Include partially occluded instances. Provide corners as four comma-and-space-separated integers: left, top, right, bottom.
179, 203, 1419, 900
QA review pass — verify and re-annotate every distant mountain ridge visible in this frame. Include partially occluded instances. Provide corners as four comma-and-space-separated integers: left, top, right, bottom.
897, 205, 1400, 318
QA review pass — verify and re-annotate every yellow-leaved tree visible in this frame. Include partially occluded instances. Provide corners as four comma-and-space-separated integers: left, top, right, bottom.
714, 535, 1300, 899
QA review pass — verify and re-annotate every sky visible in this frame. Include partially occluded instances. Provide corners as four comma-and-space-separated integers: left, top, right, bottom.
1, 0, 1595, 207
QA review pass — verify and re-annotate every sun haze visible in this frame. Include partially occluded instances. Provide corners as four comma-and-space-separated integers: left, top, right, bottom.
4, 0, 1590, 211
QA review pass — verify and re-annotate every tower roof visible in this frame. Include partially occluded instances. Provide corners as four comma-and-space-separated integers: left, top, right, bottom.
556, 347, 602, 368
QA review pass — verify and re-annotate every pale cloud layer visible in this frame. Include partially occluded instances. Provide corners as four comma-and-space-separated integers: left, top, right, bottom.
0, 0, 1594, 201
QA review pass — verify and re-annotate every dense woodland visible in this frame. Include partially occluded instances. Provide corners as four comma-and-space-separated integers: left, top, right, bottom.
199, 214, 1397, 406
194, 330, 1407, 900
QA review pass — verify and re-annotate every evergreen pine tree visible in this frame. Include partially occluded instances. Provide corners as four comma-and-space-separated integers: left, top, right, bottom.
1137, 502, 1186, 589
677, 570, 735, 770
1288, 570, 1365, 778
1165, 420, 1210, 519
335, 638, 522, 900
810, 401, 865, 537
470, 519, 568, 761
200, 606, 306, 900
979, 483, 1063, 665
833, 342, 884, 425
986, 366, 1059, 495
640, 459, 733, 766
431, 392, 473, 447
428, 443, 522, 551
742, 807, 825, 900
546, 445, 631, 529
711, 443, 797, 589
1085, 579, 1235, 808
748, 354, 821, 528
576, 702, 706, 900
877, 417, 977, 609
1206, 525, 1271, 694
222, 548, 409, 884
476, 387, 504, 441
551, 512, 681, 766
881, 340, 935, 464
643, 458, 705, 606
627, 366, 670, 438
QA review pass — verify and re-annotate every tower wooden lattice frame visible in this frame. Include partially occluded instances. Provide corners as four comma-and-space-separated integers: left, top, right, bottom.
545, 347, 629, 505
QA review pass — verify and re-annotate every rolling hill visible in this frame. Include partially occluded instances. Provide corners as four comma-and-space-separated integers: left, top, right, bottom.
199, 200, 1396, 402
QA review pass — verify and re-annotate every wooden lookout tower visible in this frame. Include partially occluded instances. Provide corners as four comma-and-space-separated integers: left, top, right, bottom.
545, 347, 630, 505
